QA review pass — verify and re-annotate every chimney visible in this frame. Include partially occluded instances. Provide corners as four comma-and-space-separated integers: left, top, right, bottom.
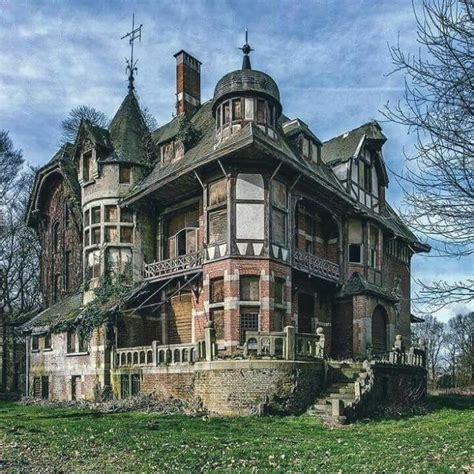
174, 50, 201, 116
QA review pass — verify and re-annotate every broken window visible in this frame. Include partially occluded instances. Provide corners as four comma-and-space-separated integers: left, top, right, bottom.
119, 164, 131, 184
165, 206, 200, 256
208, 210, 227, 244
232, 99, 242, 121
349, 244, 362, 264
87, 250, 101, 279
105, 205, 118, 222
240, 276, 260, 301
210, 277, 224, 303
208, 179, 227, 206
105, 226, 119, 243
32, 335, 39, 351
44, 333, 52, 350
120, 226, 133, 243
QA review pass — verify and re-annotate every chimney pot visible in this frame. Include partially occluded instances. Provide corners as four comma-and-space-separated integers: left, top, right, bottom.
174, 50, 201, 116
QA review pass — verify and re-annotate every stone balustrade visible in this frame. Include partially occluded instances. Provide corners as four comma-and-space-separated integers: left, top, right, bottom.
366, 335, 427, 368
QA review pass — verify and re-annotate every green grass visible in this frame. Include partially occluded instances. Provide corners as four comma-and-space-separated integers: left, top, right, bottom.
0, 396, 472, 472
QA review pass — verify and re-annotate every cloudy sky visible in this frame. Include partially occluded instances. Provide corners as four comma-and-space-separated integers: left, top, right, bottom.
1, 0, 471, 320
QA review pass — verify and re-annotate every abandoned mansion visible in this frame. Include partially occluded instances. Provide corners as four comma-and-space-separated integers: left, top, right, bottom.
10, 37, 429, 418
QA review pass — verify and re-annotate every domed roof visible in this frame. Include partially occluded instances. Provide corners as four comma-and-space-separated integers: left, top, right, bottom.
213, 69, 281, 114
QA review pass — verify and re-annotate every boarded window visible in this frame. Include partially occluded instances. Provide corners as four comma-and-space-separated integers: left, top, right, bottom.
105, 205, 118, 222
210, 308, 225, 339
274, 279, 285, 305
236, 203, 265, 240
232, 99, 242, 120
272, 208, 286, 245
271, 181, 287, 209
236, 174, 264, 200
240, 276, 260, 301
208, 209, 227, 243
210, 277, 224, 303
119, 164, 131, 184
349, 243, 362, 263
105, 226, 118, 243
120, 226, 133, 243
208, 179, 227, 206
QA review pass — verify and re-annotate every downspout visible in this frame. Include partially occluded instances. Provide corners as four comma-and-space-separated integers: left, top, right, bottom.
25, 334, 30, 396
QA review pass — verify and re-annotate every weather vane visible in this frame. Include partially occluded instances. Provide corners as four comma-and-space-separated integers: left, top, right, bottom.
239, 29, 254, 70
121, 13, 143, 92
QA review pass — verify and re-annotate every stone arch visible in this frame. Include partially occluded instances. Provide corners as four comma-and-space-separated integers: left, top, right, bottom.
372, 304, 388, 353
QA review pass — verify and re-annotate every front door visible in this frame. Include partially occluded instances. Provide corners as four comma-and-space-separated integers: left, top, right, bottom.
372, 306, 388, 353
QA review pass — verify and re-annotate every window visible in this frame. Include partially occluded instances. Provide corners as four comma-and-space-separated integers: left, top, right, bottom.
107, 247, 132, 275
120, 226, 133, 243
119, 164, 131, 184
91, 227, 101, 244
52, 222, 60, 253
223, 102, 230, 125
349, 244, 362, 264
240, 276, 260, 301
207, 179, 228, 245
240, 310, 259, 343
78, 333, 88, 353
210, 308, 225, 339
274, 279, 285, 305
87, 250, 101, 280
64, 202, 70, 228
121, 374, 130, 399
53, 274, 60, 303
302, 137, 310, 158
369, 226, 378, 268
41, 376, 49, 399
84, 229, 90, 246
232, 99, 242, 121
71, 375, 81, 401
364, 163, 372, 192
121, 208, 133, 223
32, 377, 41, 397
210, 277, 224, 303
91, 206, 101, 224
44, 333, 52, 350
64, 251, 71, 291
131, 374, 141, 396
84, 209, 90, 226
32, 335, 39, 351
271, 181, 288, 246
105, 205, 118, 222
105, 226, 118, 243
67, 330, 76, 353
257, 99, 266, 124
82, 151, 92, 182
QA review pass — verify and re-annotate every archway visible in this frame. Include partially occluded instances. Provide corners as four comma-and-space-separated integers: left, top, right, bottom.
372, 305, 388, 353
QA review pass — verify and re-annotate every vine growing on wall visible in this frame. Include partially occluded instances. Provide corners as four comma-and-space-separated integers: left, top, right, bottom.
176, 115, 200, 150
51, 265, 134, 341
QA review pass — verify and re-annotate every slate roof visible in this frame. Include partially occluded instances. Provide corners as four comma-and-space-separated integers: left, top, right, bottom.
125, 100, 349, 205
321, 120, 386, 164
108, 92, 152, 165
19, 293, 83, 334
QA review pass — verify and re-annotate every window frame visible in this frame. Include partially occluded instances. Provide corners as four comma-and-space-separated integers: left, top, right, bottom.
348, 243, 363, 264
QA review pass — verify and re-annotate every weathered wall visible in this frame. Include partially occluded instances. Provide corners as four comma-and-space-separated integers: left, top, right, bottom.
28, 327, 108, 401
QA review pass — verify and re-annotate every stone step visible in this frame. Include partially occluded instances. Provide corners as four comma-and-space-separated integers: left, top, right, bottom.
329, 392, 356, 400
328, 386, 356, 395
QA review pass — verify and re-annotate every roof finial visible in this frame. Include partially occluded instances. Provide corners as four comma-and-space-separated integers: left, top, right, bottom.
239, 29, 253, 70
121, 13, 143, 93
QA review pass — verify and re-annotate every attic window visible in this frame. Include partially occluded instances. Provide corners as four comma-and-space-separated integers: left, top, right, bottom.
119, 164, 131, 184
82, 151, 92, 182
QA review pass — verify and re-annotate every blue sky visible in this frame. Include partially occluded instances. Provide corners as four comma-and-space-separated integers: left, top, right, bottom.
1, 0, 472, 320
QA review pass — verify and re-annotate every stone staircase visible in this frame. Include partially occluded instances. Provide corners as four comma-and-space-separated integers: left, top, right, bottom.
307, 362, 366, 425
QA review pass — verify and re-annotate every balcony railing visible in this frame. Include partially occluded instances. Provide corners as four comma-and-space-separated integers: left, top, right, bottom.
143, 251, 203, 281
293, 248, 340, 282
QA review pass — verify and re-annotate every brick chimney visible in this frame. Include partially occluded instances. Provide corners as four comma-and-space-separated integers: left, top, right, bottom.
174, 50, 201, 116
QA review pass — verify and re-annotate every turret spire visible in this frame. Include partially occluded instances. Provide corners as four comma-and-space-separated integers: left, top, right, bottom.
239, 29, 253, 70
121, 13, 143, 93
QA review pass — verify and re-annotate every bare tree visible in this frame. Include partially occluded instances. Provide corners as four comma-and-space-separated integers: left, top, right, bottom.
383, 0, 474, 310
412, 314, 445, 384
61, 105, 108, 144
0, 130, 24, 204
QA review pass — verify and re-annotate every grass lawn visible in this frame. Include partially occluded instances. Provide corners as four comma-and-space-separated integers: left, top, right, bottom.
0, 396, 472, 472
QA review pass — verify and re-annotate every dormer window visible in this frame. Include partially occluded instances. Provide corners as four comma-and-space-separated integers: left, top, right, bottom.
82, 151, 92, 182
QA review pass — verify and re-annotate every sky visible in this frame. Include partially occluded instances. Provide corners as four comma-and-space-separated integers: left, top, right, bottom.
0, 0, 472, 321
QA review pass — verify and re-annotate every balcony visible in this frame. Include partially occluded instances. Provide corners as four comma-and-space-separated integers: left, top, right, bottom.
143, 251, 203, 282
293, 248, 340, 282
